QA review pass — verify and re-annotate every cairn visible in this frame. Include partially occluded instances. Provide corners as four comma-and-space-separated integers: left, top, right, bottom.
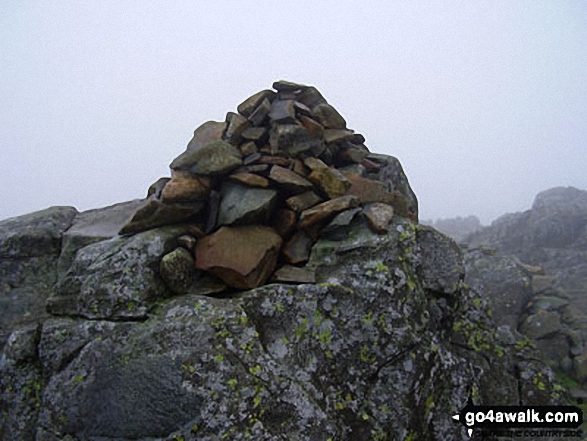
119, 80, 417, 291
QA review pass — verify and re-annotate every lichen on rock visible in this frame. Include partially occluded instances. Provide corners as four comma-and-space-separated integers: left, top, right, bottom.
0, 81, 569, 440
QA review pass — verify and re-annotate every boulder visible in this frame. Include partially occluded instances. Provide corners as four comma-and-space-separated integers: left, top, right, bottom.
49, 226, 187, 320
0, 206, 78, 259
464, 249, 533, 330
520, 312, 564, 340
0, 214, 566, 440
195, 225, 282, 289
0, 207, 78, 348
59, 200, 145, 273
160, 247, 199, 294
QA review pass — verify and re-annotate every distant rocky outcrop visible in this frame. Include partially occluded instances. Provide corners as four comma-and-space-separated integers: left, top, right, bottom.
423, 215, 482, 243
463, 186, 587, 388
0, 82, 566, 440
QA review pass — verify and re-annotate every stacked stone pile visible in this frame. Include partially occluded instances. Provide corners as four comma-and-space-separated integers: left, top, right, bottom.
119, 80, 418, 291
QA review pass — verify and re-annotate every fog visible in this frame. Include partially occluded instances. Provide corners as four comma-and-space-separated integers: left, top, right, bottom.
1, 1, 586, 224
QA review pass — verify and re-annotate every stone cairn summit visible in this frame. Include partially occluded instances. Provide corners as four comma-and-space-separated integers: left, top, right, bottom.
119, 80, 418, 291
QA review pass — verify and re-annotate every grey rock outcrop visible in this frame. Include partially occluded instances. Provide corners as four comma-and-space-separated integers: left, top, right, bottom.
0, 213, 565, 440
0, 206, 78, 349
0, 84, 568, 440
463, 187, 587, 385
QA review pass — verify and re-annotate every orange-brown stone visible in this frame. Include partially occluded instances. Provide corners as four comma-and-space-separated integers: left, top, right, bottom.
299, 195, 359, 230
194, 225, 282, 289
308, 167, 350, 199
228, 172, 270, 188
161, 171, 212, 203
343, 172, 390, 204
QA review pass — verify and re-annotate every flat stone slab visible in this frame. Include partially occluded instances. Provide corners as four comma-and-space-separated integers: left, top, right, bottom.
161, 171, 212, 203
218, 182, 277, 226
269, 165, 314, 194
228, 172, 270, 188
195, 225, 282, 289
300, 195, 359, 229
271, 265, 316, 283
171, 141, 242, 175
286, 191, 323, 212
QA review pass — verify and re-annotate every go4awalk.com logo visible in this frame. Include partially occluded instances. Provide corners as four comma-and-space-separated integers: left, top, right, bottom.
452, 397, 583, 438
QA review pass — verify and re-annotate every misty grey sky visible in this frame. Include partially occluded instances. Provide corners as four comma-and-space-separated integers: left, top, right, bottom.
1, 1, 586, 224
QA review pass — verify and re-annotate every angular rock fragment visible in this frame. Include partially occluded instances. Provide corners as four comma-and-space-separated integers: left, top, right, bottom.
307, 166, 351, 199
170, 140, 242, 174
217, 182, 277, 226
269, 100, 297, 123
161, 171, 212, 203
166, 121, 228, 171
195, 225, 282, 289
363, 203, 394, 234
248, 98, 272, 126
237, 90, 275, 117
339, 145, 369, 164
297, 86, 327, 107
119, 199, 203, 235
224, 112, 250, 143
299, 195, 359, 229
343, 172, 390, 204
311, 103, 346, 129
272, 80, 309, 91
286, 191, 323, 212
185, 120, 227, 153
323, 129, 358, 144
228, 172, 270, 188
268, 165, 314, 194
241, 127, 268, 144
303, 156, 328, 171
321, 207, 362, 239
239, 141, 258, 156
269, 124, 310, 155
